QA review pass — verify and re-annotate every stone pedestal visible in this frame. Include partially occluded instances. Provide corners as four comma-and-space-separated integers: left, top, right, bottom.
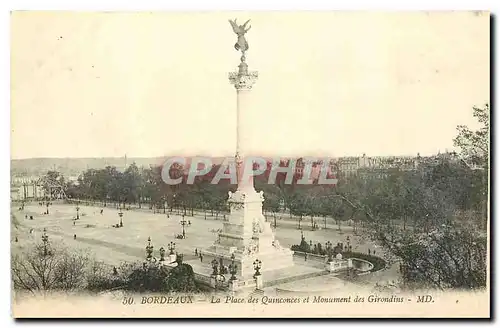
255, 275, 263, 289
229, 279, 239, 292
203, 187, 294, 278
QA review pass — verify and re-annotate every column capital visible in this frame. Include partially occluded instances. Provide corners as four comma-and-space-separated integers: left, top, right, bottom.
229, 71, 259, 90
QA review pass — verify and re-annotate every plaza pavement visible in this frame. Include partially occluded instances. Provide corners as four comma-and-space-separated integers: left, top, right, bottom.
11, 202, 399, 288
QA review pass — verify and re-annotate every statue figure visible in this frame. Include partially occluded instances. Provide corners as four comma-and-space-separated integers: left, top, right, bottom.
229, 19, 251, 54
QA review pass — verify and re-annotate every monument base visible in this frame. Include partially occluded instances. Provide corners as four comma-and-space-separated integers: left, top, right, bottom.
202, 187, 294, 279
203, 244, 294, 279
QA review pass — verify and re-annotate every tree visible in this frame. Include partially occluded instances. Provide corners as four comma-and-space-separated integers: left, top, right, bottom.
453, 103, 489, 168
261, 183, 281, 224
41, 170, 67, 199
123, 163, 142, 205
359, 166, 487, 290
11, 241, 91, 294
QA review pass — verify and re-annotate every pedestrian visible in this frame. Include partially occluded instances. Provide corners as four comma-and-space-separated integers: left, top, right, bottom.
368, 249, 371, 255
200, 253, 203, 263
74, 234, 76, 240
188, 220, 191, 226
15, 236, 18, 242
304, 253, 308, 261
100, 209, 103, 215
113, 266, 118, 276
73, 221, 75, 226
373, 250, 376, 255
195, 248, 198, 256
25, 214, 27, 220
167, 214, 170, 219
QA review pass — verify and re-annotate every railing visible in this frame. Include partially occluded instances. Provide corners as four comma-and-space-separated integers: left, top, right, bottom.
193, 272, 212, 286
293, 251, 328, 262
193, 272, 231, 290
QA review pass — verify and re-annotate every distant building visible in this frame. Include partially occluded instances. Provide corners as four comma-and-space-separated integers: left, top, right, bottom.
10, 175, 46, 201
330, 151, 460, 179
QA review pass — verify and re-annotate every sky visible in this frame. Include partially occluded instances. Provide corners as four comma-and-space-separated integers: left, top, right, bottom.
10, 11, 490, 159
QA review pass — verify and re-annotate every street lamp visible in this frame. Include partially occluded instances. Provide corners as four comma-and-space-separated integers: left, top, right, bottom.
253, 259, 262, 278
180, 215, 187, 238
41, 228, 50, 256
118, 210, 124, 227
210, 259, 226, 289
146, 237, 154, 261
172, 194, 176, 213
168, 241, 176, 255
159, 247, 166, 262
229, 253, 238, 281
211, 259, 219, 276
326, 241, 333, 262
76, 205, 80, 220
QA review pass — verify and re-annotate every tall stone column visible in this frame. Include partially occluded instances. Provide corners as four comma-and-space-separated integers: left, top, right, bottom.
226, 58, 260, 247
229, 59, 258, 192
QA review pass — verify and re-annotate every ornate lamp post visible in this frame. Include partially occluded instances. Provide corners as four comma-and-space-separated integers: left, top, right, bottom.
211, 259, 219, 276
168, 241, 176, 255
41, 228, 50, 256
253, 259, 262, 278
229, 253, 238, 281
162, 196, 167, 214
76, 205, 80, 220
118, 210, 124, 227
159, 247, 166, 262
146, 237, 154, 261
172, 194, 176, 213
180, 215, 187, 238
210, 258, 226, 289
326, 241, 333, 262
346, 236, 351, 250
